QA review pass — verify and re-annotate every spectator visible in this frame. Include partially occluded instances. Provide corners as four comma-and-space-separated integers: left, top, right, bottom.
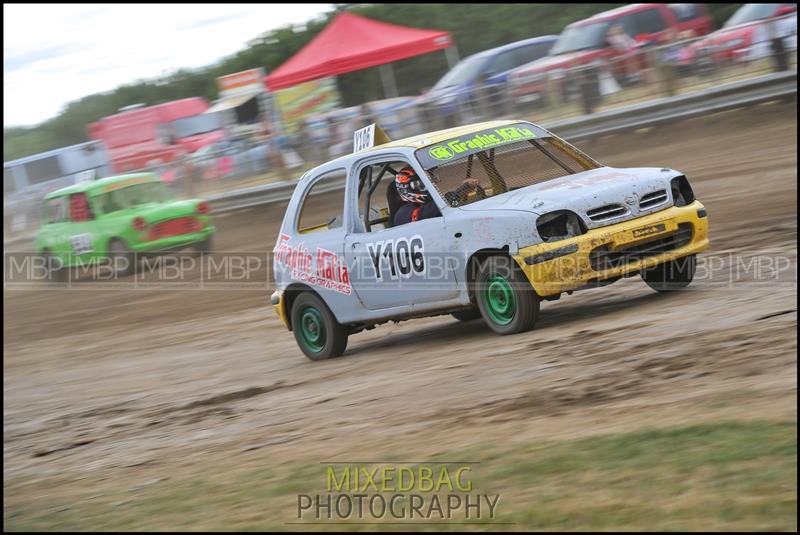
766, 15, 791, 72
607, 24, 639, 84
658, 28, 681, 97
359, 103, 375, 129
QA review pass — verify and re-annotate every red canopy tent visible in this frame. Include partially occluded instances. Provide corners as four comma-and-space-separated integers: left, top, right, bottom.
265, 12, 456, 95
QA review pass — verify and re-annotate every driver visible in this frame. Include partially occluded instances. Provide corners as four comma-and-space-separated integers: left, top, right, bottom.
393, 166, 480, 226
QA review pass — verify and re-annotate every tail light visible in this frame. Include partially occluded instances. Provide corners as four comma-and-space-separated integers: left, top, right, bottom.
197, 201, 211, 215
132, 217, 147, 232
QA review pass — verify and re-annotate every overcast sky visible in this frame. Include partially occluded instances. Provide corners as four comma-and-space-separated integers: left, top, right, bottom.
3, 3, 333, 127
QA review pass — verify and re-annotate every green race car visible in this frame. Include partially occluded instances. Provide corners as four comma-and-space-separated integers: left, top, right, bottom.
35, 173, 216, 281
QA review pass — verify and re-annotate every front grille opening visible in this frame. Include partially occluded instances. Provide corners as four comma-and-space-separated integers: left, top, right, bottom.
587, 203, 628, 221
639, 189, 668, 209
589, 223, 693, 271
536, 210, 587, 243
671, 176, 695, 207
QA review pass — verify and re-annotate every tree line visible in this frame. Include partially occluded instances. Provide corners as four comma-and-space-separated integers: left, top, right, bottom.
4, 3, 741, 161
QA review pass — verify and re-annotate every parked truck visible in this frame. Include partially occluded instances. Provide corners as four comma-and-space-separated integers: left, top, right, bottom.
88, 97, 225, 174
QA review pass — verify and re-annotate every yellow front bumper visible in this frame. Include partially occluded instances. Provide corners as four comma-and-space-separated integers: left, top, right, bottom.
513, 201, 709, 296
271, 290, 290, 330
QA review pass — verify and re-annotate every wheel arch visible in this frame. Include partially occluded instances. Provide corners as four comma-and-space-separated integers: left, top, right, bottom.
282, 283, 340, 331
464, 246, 511, 304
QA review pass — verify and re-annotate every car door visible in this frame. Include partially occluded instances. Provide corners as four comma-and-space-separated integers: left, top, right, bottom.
344, 158, 461, 310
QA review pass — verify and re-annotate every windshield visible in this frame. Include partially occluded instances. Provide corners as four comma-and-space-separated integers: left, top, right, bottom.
551, 22, 610, 55
431, 54, 486, 91
417, 123, 600, 208
725, 4, 783, 27
168, 113, 223, 138
97, 182, 175, 214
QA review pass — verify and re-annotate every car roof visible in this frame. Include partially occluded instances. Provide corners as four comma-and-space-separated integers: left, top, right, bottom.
44, 172, 159, 199
377, 120, 524, 150
572, 3, 661, 26
471, 35, 559, 59
311, 119, 531, 172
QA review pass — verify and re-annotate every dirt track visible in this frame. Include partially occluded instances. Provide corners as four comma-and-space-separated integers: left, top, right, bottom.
4, 103, 797, 513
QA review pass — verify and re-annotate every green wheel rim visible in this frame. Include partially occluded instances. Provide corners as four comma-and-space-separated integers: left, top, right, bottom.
298, 305, 326, 352
484, 274, 516, 325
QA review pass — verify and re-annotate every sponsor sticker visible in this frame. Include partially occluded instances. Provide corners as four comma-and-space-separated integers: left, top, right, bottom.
274, 234, 352, 295
632, 223, 667, 239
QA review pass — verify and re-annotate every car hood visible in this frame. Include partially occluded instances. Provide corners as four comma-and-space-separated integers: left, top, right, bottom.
456, 167, 682, 229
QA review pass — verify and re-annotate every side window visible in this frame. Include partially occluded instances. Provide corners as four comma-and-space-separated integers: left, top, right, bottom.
486, 51, 517, 77
633, 8, 668, 34
358, 160, 427, 232
296, 169, 347, 234
95, 191, 126, 215
42, 197, 67, 223
514, 43, 552, 67
68, 192, 94, 222
617, 14, 639, 37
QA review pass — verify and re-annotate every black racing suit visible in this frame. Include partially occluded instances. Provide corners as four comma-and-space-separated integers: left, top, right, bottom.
392, 182, 477, 226
393, 201, 441, 226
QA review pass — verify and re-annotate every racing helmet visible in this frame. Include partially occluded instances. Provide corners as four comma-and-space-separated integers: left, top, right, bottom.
395, 166, 430, 204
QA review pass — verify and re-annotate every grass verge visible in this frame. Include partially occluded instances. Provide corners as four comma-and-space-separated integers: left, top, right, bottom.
4, 419, 796, 531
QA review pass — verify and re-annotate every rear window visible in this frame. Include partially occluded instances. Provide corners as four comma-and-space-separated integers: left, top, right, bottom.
94, 182, 174, 214
416, 123, 601, 208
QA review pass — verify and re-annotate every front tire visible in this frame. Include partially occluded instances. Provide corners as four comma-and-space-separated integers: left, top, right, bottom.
291, 292, 348, 361
475, 256, 539, 335
641, 254, 696, 292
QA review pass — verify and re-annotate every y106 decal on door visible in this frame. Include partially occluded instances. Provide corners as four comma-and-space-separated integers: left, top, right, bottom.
366, 235, 425, 280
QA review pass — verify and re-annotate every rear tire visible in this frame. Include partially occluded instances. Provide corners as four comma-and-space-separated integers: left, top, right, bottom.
475, 256, 539, 335
195, 235, 213, 255
41, 250, 67, 283
641, 254, 696, 292
291, 292, 348, 361
108, 239, 136, 277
